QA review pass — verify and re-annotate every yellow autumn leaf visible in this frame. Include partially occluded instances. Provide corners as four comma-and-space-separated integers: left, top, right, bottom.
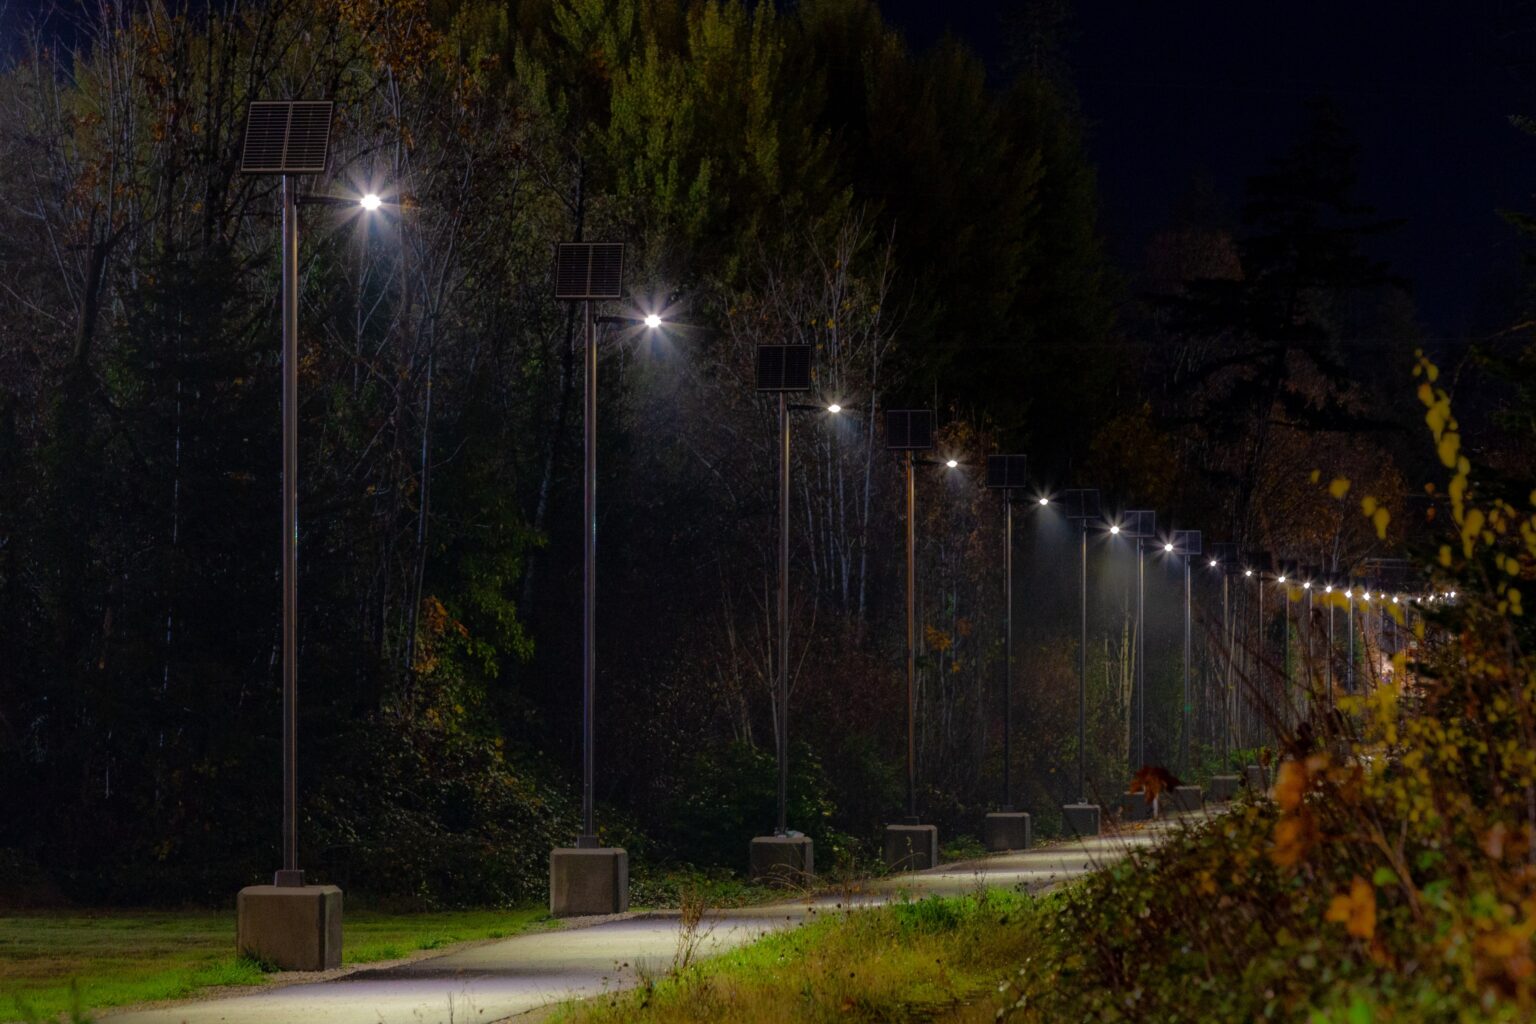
1329, 477, 1351, 499
1325, 876, 1377, 940
1372, 506, 1390, 539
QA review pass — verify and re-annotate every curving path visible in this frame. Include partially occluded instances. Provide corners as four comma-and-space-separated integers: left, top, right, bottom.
104, 813, 1206, 1024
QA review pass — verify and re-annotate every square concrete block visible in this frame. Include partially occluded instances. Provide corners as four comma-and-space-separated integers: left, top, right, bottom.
236, 884, 342, 971
550, 847, 628, 917
749, 835, 814, 884
1062, 803, 1101, 837
1245, 764, 1269, 794
883, 824, 938, 871
984, 812, 1031, 852
1121, 791, 1151, 821
1167, 785, 1203, 814
1208, 774, 1242, 802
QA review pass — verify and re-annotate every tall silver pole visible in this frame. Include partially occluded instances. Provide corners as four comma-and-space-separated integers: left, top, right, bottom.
1347, 591, 1355, 694
1255, 577, 1263, 749
1221, 575, 1231, 770
1182, 557, 1191, 775
580, 302, 597, 846
1327, 598, 1335, 707
1078, 523, 1087, 802
1002, 492, 1013, 810
776, 393, 790, 835
277, 175, 301, 887
1136, 542, 1145, 769
1280, 582, 1289, 732
904, 451, 917, 823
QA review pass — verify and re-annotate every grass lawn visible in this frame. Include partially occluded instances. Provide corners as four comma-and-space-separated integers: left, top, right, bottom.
551, 890, 1040, 1024
0, 906, 549, 1023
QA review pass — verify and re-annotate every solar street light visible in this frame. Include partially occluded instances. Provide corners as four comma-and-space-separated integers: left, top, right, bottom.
886, 410, 934, 842
548, 242, 634, 915
239, 99, 335, 895
1207, 542, 1241, 775
238, 97, 346, 970
1169, 530, 1202, 775
748, 343, 820, 879
1058, 489, 1102, 828
1123, 510, 1155, 770
983, 455, 1029, 830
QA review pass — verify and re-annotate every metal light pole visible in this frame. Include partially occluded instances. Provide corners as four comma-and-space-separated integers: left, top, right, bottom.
238, 100, 339, 890
1002, 491, 1013, 809
1122, 511, 1155, 770
904, 449, 917, 822
580, 299, 597, 844
1061, 490, 1100, 802
984, 455, 1029, 813
1170, 531, 1201, 776
777, 392, 790, 834
1347, 587, 1355, 694
279, 172, 300, 885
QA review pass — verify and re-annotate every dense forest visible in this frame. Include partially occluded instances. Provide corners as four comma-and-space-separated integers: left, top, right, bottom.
1, 0, 1523, 908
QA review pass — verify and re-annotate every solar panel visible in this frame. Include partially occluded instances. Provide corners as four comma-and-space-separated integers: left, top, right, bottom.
1171, 529, 1203, 556
241, 101, 334, 175
756, 345, 813, 391
1123, 510, 1156, 539
985, 454, 1028, 490
1060, 488, 1101, 521
1209, 542, 1239, 564
884, 410, 934, 451
1248, 551, 1274, 574
554, 242, 625, 300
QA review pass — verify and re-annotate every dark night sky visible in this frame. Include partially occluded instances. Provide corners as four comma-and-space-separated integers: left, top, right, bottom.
6, 1, 1533, 335
883, 0, 1536, 338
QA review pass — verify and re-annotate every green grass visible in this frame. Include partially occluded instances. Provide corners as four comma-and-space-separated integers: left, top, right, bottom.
0, 906, 548, 1022
550, 890, 1040, 1024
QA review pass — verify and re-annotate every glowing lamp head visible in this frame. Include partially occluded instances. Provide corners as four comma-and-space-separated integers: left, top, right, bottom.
1109, 525, 1121, 536
1039, 497, 1049, 506
1392, 595, 1399, 604
1164, 542, 1174, 553
827, 403, 842, 414
945, 459, 958, 469
1325, 585, 1333, 593
1303, 581, 1311, 589
643, 313, 663, 330
1244, 569, 1253, 578
1450, 591, 1457, 598
360, 193, 383, 211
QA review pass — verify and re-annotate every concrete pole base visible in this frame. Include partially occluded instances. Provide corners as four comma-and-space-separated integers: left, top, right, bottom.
1120, 791, 1152, 821
883, 824, 938, 871
550, 847, 629, 917
1245, 764, 1270, 795
983, 812, 1032, 852
1208, 774, 1243, 802
236, 884, 342, 971
1062, 803, 1101, 837
1167, 785, 1203, 814
749, 835, 814, 885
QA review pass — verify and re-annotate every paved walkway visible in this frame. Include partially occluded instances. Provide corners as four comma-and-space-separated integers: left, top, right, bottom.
105, 814, 1202, 1024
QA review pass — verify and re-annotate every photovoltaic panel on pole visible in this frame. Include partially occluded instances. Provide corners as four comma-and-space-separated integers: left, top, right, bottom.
985, 454, 1028, 490
240, 102, 334, 175
755, 345, 813, 391
1171, 529, 1203, 556
1210, 541, 1242, 574
884, 409, 934, 450
554, 243, 625, 300
1123, 509, 1156, 539
1060, 488, 1101, 522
